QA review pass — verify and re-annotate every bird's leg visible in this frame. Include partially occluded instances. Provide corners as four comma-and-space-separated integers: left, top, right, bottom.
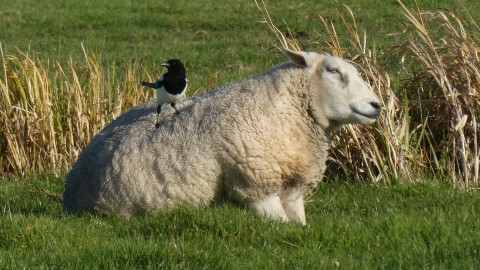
155, 104, 162, 128
171, 103, 180, 114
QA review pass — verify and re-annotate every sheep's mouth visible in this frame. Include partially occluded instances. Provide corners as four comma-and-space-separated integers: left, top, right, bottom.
352, 109, 380, 120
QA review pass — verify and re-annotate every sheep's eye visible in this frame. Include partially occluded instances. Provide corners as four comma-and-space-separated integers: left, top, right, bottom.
327, 67, 340, 74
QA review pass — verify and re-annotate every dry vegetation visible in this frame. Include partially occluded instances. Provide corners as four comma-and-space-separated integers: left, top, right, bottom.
1, 1, 479, 186
330, 2, 480, 187
397, 2, 480, 186
0, 45, 153, 177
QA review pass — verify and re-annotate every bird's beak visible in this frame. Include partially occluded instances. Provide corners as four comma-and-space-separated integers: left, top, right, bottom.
160, 62, 170, 68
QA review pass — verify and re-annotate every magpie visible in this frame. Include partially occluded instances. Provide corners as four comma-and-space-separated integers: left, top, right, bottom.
141, 59, 188, 128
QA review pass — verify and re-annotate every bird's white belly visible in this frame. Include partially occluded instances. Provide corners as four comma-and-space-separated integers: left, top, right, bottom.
156, 87, 186, 104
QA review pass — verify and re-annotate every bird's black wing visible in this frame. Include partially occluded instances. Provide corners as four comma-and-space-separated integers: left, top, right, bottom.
141, 77, 164, 89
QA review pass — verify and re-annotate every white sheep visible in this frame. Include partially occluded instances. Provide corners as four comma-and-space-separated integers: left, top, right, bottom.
62, 50, 382, 224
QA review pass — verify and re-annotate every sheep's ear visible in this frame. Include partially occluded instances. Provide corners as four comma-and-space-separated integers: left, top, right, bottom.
284, 49, 312, 68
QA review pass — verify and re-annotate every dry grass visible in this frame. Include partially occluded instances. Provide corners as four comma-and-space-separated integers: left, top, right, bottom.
396, 1, 480, 186
0, 44, 153, 177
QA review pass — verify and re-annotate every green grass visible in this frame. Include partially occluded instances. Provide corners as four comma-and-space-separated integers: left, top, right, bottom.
2, 0, 480, 88
1, 176, 479, 268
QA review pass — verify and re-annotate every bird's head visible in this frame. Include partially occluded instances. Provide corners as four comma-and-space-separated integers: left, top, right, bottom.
160, 59, 185, 74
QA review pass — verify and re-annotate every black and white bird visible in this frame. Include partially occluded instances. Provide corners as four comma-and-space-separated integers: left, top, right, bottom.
141, 59, 188, 128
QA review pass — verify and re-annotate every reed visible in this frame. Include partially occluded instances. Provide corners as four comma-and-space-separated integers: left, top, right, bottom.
396, 1, 480, 186
0, 45, 153, 177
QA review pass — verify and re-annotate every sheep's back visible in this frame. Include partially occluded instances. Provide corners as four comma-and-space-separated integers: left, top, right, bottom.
63, 99, 222, 216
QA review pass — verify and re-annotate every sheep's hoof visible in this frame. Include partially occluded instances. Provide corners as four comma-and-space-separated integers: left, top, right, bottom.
155, 123, 160, 129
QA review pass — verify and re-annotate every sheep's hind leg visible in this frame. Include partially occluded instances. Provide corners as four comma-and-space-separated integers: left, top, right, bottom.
251, 194, 289, 222
280, 189, 306, 225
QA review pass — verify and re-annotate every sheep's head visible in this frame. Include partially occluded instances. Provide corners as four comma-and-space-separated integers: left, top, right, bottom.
285, 49, 382, 134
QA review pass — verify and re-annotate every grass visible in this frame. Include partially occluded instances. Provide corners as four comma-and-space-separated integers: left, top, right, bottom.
2, 0, 480, 77
1, 176, 479, 269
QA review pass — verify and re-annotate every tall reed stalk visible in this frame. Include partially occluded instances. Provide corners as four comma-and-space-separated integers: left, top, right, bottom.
0, 45, 153, 177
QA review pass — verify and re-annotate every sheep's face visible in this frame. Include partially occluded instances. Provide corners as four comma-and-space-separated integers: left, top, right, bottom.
285, 50, 382, 133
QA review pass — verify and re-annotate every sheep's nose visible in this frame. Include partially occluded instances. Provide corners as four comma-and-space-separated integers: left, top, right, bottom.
370, 101, 382, 111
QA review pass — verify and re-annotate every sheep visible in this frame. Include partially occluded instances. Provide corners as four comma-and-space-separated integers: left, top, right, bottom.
62, 49, 382, 224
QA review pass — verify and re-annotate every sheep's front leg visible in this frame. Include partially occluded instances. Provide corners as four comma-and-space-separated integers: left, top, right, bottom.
251, 194, 289, 222
280, 189, 306, 225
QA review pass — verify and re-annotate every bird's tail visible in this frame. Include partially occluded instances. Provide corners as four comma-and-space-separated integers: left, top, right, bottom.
141, 82, 156, 88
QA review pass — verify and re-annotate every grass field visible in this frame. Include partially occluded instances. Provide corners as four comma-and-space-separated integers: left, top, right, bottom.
1, 0, 480, 268
1, 176, 479, 269
2, 0, 479, 83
